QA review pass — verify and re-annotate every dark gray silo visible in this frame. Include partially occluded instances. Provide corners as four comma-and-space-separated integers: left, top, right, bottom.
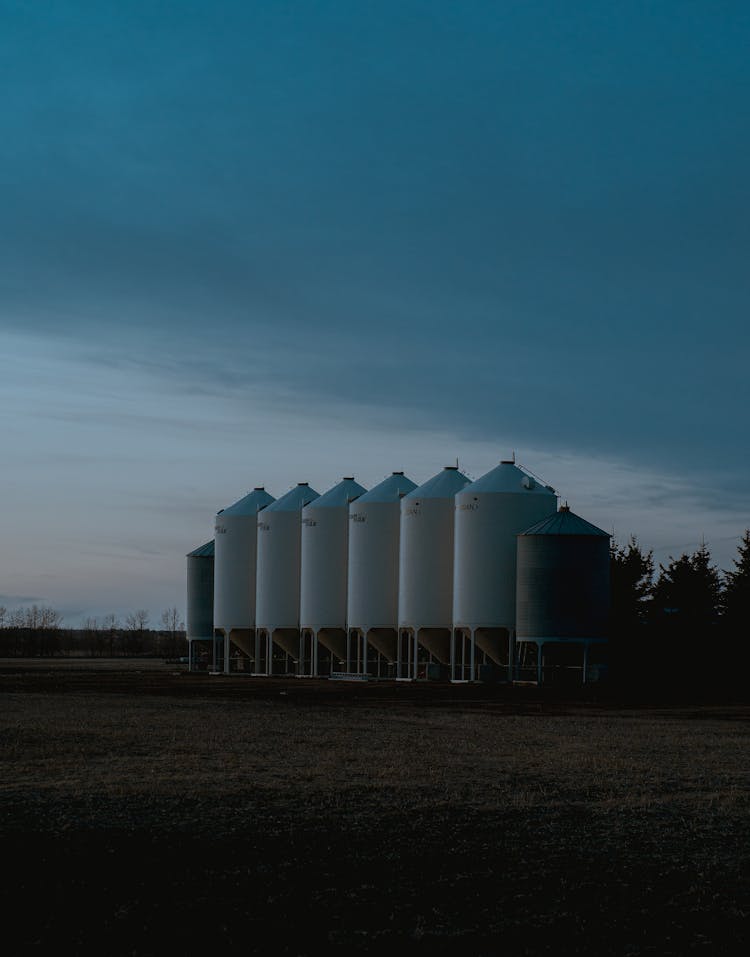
515, 507, 610, 683
186, 540, 215, 643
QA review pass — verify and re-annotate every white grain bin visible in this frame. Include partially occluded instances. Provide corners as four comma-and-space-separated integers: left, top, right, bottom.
398, 466, 470, 677
213, 487, 275, 669
256, 482, 319, 674
452, 461, 557, 679
300, 477, 366, 675
516, 505, 610, 684
347, 471, 417, 673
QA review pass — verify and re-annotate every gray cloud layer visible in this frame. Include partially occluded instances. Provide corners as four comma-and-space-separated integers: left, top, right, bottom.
1, 2, 748, 625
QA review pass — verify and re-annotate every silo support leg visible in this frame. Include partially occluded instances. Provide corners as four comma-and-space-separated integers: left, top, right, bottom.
469, 630, 475, 682
450, 632, 455, 681
413, 633, 419, 680
582, 643, 589, 684
537, 642, 543, 685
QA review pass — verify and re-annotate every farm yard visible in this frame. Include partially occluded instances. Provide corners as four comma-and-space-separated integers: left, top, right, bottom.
1, 658, 748, 955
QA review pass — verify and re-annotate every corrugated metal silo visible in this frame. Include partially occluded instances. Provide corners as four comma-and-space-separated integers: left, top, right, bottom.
213, 487, 275, 670
300, 477, 366, 676
256, 482, 320, 674
347, 471, 417, 673
398, 466, 470, 677
516, 505, 610, 684
452, 460, 557, 679
187, 539, 214, 639
186, 540, 214, 671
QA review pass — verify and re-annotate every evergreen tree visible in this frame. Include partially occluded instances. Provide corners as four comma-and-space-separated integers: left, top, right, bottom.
652, 544, 722, 630
651, 543, 722, 688
609, 537, 654, 688
610, 537, 654, 629
723, 530, 750, 623
722, 530, 750, 682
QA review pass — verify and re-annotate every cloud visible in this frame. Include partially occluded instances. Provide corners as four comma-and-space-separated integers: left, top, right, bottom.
0, 595, 46, 607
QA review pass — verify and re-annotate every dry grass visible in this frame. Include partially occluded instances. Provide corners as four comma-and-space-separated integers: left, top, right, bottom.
1, 660, 748, 955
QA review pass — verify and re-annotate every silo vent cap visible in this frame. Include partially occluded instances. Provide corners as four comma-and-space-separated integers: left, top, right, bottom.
298, 482, 308, 486
343, 476, 354, 481
254, 486, 264, 491
500, 459, 515, 465
444, 465, 458, 470
392, 471, 404, 475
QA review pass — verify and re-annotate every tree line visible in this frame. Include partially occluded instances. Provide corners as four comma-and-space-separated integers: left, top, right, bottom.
1, 530, 748, 698
0, 606, 186, 659
610, 529, 750, 698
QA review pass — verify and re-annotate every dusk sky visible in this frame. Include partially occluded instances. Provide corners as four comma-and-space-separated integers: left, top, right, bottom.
2, 0, 748, 626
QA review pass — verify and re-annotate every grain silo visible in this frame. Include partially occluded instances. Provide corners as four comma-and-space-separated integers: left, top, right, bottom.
300, 477, 366, 676
347, 471, 417, 675
398, 466, 470, 679
186, 540, 215, 671
213, 487, 275, 673
452, 460, 557, 680
516, 505, 610, 684
256, 482, 320, 675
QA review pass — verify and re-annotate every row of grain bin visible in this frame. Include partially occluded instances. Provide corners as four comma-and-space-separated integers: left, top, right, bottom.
186, 459, 610, 681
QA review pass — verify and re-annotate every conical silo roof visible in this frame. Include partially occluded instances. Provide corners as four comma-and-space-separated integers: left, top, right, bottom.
307, 477, 366, 509
356, 472, 416, 503
186, 540, 214, 558
520, 506, 609, 537
462, 461, 556, 496
403, 466, 470, 500
266, 482, 320, 512
219, 487, 275, 516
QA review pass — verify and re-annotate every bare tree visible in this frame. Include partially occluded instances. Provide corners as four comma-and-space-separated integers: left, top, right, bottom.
124, 609, 150, 656
0, 606, 7, 654
160, 607, 184, 658
24, 604, 41, 631
40, 607, 62, 630
102, 613, 119, 657
83, 617, 103, 657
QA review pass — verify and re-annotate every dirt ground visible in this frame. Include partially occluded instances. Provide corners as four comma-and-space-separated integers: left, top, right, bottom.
1, 658, 748, 956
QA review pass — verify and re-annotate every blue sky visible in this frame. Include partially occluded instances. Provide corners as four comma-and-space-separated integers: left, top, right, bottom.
1, 1, 748, 625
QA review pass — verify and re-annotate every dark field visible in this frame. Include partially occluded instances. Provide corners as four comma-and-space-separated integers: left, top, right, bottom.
1, 659, 748, 956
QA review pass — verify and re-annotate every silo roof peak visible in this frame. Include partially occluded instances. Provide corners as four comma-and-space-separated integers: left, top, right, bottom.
267, 483, 320, 511
520, 507, 609, 537
462, 462, 556, 496
404, 466, 471, 501
187, 539, 215, 557
357, 472, 417, 503
219, 487, 275, 516
305, 477, 366, 509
